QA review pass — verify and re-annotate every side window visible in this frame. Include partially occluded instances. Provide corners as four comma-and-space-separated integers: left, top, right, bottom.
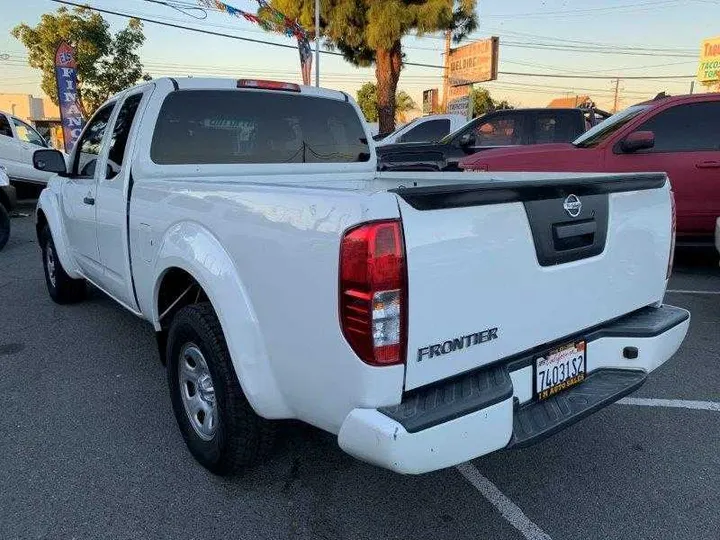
12, 118, 46, 147
636, 102, 720, 152
105, 94, 143, 179
532, 112, 578, 144
0, 115, 12, 138
399, 119, 450, 143
472, 115, 524, 146
72, 103, 115, 178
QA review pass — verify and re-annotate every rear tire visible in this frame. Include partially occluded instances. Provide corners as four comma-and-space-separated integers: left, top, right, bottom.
167, 303, 275, 475
0, 204, 9, 251
40, 225, 86, 304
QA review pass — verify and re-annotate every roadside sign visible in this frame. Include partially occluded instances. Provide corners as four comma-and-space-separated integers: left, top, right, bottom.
449, 37, 499, 86
698, 36, 720, 84
447, 96, 471, 118
423, 89, 439, 114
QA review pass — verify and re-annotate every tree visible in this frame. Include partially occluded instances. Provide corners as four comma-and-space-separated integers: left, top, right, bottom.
395, 90, 417, 123
469, 87, 513, 117
267, 0, 477, 134
356, 82, 417, 123
12, 6, 150, 117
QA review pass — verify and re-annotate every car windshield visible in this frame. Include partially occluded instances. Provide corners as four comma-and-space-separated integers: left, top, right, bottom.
573, 105, 648, 148
438, 117, 477, 144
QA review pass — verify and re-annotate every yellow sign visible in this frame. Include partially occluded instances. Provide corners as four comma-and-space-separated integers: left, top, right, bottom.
697, 36, 720, 83
448, 37, 499, 86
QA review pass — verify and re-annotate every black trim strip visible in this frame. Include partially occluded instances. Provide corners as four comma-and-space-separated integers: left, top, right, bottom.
507, 369, 647, 448
168, 77, 179, 91
126, 171, 140, 310
391, 173, 667, 210
379, 363, 513, 434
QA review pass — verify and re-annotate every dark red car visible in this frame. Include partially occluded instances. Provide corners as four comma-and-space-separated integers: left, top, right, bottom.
460, 93, 720, 243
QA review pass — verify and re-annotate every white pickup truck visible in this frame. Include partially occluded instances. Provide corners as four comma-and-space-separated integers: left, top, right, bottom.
33, 77, 689, 476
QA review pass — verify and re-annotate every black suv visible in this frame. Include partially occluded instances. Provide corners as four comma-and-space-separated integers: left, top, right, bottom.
377, 107, 607, 172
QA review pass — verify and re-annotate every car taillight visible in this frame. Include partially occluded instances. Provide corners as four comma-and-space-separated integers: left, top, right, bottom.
339, 220, 407, 366
236, 79, 301, 92
668, 190, 676, 279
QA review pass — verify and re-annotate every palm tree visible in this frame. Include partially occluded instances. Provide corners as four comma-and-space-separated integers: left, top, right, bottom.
395, 91, 417, 123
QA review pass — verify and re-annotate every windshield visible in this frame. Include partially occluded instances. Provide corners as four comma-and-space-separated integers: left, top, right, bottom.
573, 105, 648, 148
439, 117, 477, 144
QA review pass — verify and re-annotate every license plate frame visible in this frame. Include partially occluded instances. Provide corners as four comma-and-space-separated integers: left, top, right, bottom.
534, 340, 586, 401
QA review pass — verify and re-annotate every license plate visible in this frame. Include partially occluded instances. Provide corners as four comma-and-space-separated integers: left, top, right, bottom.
535, 340, 586, 400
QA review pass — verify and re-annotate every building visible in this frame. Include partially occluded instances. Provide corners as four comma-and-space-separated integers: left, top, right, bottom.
0, 93, 64, 150
547, 95, 593, 109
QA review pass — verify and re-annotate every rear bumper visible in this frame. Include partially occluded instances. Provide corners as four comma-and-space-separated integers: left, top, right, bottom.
0, 185, 17, 211
338, 305, 690, 474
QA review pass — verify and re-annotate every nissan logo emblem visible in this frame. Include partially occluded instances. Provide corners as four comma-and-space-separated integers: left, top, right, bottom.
563, 194, 582, 217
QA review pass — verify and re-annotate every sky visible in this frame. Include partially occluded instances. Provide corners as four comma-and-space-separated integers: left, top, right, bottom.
1, 0, 718, 113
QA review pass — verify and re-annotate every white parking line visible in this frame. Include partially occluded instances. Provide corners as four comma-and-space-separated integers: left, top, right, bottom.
456, 462, 553, 540
616, 397, 720, 411
666, 289, 720, 295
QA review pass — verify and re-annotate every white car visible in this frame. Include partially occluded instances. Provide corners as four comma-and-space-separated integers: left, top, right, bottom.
375, 114, 467, 145
34, 77, 688, 476
0, 164, 15, 250
0, 110, 56, 185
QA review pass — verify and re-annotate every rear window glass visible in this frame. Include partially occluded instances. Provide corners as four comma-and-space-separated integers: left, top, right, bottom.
151, 90, 370, 164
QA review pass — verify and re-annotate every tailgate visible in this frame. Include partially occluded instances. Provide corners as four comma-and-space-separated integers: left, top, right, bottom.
393, 173, 671, 391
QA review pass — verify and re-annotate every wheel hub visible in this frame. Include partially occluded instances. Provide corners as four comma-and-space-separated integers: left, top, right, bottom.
178, 344, 218, 441
46, 244, 56, 288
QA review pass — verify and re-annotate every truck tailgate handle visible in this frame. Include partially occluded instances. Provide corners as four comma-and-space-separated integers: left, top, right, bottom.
554, 220, 596, 240
83, 196, 95, 205
695, 160, 720, 169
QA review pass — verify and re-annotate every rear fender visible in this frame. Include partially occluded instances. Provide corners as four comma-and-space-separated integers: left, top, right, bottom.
152, 221, 292, 419
35, 188, 82, 279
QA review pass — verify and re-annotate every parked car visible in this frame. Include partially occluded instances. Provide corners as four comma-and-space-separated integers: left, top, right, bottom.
374, 114, 467, 145
0, 110, 56, 186
34, 77, 688, 476
460, 93, 720, 245
0, 164, 15, 250
377, 107, 595, 171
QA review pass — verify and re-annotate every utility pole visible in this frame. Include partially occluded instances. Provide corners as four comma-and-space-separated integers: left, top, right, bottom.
612, 78, 620, 113
442, 30, 451, 113
689, 80, 695, 94
314, 0, 320, 87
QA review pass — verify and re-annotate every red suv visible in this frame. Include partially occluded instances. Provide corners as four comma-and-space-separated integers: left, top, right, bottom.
460, 94, 720, 243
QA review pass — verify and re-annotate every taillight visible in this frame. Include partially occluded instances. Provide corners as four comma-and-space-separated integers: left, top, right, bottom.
667, 190, 676, 279
339, 220, 407, 366
236, 79, 301, 92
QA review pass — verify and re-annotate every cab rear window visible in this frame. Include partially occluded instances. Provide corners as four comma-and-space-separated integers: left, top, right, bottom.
150, 90, 370, 164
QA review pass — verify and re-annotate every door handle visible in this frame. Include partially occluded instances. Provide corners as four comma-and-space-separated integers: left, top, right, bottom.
83, 196, 95, 205
695, 160, 720, 169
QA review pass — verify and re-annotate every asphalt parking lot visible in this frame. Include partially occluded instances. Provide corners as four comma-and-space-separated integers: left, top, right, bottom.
1, 202, 719, 540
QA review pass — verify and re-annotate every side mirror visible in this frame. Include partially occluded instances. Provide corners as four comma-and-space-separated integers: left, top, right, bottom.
33, 149, 67, 175
620, 131, 655, 153
459, 132, 476, 147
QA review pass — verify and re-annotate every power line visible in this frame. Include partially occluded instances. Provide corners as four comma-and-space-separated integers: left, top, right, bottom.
30, 0, 702, 83
49, 0, 447, 69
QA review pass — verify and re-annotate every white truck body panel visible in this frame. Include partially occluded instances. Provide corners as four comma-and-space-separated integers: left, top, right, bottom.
395, 176, 671, 390
35, 78, 689, 474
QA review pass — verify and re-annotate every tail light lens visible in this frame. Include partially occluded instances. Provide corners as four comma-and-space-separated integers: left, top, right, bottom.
339, 220, 407, 366
668, 190, 676, 279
